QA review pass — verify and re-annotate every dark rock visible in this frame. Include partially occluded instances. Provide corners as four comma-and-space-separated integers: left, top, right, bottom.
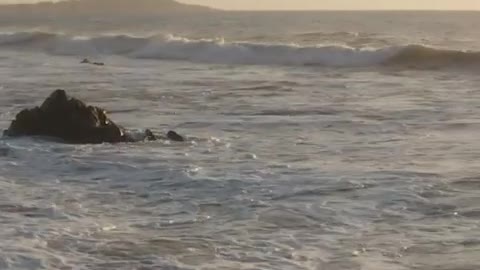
167, 130, 185, 142
3, 89, 188, 144
145, 129, 157, 141
4, 89, 139, 144
81, 58, 104, 66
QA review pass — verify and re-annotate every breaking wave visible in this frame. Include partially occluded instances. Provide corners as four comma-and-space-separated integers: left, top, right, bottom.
1, 31, 479, 68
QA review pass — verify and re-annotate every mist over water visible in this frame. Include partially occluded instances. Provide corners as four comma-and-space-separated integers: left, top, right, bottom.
0, 10, 479, 270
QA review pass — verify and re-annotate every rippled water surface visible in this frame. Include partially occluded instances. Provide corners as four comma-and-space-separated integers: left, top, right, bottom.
1, 11, 480, 270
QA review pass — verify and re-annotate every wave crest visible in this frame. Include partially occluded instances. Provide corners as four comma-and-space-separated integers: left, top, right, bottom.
0, 31, 478, 68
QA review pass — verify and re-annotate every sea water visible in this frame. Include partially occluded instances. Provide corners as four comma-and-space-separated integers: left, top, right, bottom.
0, 11, 479, 270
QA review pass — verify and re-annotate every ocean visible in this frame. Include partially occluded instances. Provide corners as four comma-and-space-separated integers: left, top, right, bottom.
0, 11, 479, 270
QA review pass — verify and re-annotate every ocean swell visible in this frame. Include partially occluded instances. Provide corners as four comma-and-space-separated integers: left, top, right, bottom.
0, 31, 479, 68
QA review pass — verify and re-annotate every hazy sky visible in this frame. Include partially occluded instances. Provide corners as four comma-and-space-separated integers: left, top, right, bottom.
2, 0, 480, 10
180, 0, 480, 10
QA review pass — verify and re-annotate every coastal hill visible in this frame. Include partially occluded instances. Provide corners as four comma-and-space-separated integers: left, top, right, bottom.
0, 0, 214, 15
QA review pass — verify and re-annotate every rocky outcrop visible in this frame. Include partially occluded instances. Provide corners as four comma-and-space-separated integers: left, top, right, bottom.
3, 89, 183, 144
166, 130, 185, 142
81, 58, 105, 66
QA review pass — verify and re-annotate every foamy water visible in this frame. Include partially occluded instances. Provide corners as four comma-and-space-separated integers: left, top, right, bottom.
0, 11, 480, 270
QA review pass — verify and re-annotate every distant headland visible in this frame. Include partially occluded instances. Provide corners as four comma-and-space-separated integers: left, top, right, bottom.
0, 0, 215, 15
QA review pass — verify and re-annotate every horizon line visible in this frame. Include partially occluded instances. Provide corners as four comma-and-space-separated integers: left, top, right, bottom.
0, 1, 479, 12
223, 9, 480, 11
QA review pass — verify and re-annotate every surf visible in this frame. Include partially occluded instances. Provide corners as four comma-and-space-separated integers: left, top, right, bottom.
0, 31, 479, 69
